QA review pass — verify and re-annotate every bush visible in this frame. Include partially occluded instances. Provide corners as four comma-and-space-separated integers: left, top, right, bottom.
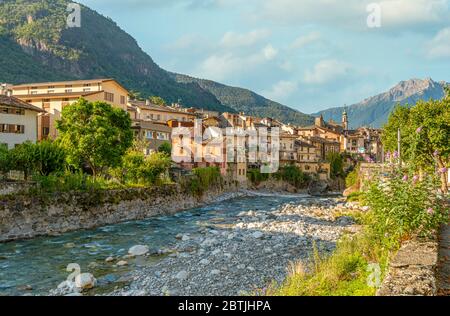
31, 140, 67, 176
275, 165, 309, 188
365, 171, 447, 246
31, 172, 123, 194
158, 142, 172, 156
247, 168, 269, 185
9, 142, 35, 180
327, 153, 344, 179
185, 167, 223, 196
346, 169, 359, 188
0, 145, 11, 179
116, 151, 171, 185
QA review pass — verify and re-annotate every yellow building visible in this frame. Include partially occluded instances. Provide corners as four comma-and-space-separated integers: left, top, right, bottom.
12, 79, 129, 140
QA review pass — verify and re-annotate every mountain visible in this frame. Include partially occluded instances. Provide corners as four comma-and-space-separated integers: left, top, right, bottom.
315, 78, 448, 129
169, 73, 313, 126
0, 0, 314, 126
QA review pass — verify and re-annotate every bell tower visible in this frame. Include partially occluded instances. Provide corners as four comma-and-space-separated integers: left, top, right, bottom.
342, 109, 348, 131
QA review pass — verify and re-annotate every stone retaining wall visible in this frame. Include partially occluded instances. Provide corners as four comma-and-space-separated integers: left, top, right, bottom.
0, 184, 239, 242
377, 238, 439, 296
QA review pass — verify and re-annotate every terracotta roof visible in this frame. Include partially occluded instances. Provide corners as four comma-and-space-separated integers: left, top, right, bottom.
131, 120, 172, 132
129, 101, 196, 116
12, 79, 130, 95
0, 95, 45, 112
13, 78, 112, 88
295, 140, 315, 148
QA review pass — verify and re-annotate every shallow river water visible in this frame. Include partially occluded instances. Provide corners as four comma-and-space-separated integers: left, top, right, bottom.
0, 193, 314, 296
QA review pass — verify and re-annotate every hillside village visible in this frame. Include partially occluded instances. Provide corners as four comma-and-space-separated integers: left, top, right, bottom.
0, 78, 384, 183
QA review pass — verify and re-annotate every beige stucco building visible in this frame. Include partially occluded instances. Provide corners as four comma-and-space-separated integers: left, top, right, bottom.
128, 100, 196, 124
0, 95, 44, 149
12, 79, 130, 140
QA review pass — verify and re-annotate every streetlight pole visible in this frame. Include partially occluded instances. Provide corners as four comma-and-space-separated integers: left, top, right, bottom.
397, 128, 401, 166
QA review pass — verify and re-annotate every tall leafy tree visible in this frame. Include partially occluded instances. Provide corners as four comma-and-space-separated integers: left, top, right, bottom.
382, 89, 450, 193
56, 98, 133, 177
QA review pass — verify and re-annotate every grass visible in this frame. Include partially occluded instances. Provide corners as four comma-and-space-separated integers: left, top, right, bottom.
270, 233, 389, 296
268, 201, 395, 297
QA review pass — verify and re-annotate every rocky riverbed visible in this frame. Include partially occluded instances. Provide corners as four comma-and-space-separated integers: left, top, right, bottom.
0, 192, 364, 296
105, 195, 361, 296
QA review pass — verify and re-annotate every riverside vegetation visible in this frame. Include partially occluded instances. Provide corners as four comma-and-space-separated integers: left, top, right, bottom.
271, 92, 449, 296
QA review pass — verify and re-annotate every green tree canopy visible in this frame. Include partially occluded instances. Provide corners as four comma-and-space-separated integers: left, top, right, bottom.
382, 88, 450, 193
56, 98, 133, 177
149, 96, 167, 106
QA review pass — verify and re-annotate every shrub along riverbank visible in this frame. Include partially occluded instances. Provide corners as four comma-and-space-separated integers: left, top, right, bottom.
271, 168, 448, 296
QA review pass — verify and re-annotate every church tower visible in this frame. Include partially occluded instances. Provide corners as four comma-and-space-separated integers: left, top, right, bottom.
342, 109, 348, 131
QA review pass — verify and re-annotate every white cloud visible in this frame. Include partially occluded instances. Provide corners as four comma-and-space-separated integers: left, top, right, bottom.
197, 44, 279, 81
427, 27, 450, 58
220, 29, 271, 48
303, 59, 353, 84
262, 80, 298, 101
256, 0, 450, 31
290, 32, 321, 50
262, 44, 278, 60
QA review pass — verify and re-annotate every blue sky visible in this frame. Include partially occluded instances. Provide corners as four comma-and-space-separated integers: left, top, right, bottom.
79, 0, 450, 114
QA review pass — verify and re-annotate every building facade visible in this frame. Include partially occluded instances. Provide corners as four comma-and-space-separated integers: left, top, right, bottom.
12, 79, 129, 140
0, 95, 44, 149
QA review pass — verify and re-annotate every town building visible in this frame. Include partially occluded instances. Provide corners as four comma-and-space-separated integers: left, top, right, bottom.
343, 127, 383, 162
11, 79, 129, 140
131, 120, 172, 154
128, 100, 196, 124
0, 95, 44, 149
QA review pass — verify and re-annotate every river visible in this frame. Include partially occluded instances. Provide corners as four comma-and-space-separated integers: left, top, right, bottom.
1, 193, 341, 296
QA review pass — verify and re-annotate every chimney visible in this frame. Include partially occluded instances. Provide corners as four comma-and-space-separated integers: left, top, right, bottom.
145, 99, 150, 106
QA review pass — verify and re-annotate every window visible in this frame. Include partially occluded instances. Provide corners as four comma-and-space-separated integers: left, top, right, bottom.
42, 127, 50, 137
0, 124, 25, 134
47, 90, 55, 94
31, 91, 37, 95
31, 86, 38, 90
104, 92, 114, 102
65, 89, 73, 93
83, 88, 91, 92
48, 86, 55, 89
157, 132, 167, 140
65, 85, 73, 88
0, 107, 25, 115
146, 131, 154, 139
120, 95, 126, 105
84, 83, 91, 87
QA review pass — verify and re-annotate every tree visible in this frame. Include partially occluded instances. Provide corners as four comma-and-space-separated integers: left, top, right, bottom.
0, 145, 11, 179
149, 96, 167, 106
326, 152, 344, 178
9, 142, 34, 180
56, 98, 133, 177
31, 140, 67, 176
158, 142, 172, 156
383, 89, 450, 193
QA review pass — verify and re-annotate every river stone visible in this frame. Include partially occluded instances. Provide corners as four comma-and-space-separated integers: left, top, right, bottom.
75, 273, 97, 290
117, 260, 128, 266
175, 271, 189, 280
252, 232, 264, 239
105, 257, 115, 263
200, 259, 210, 265
128, 245, 149, 257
